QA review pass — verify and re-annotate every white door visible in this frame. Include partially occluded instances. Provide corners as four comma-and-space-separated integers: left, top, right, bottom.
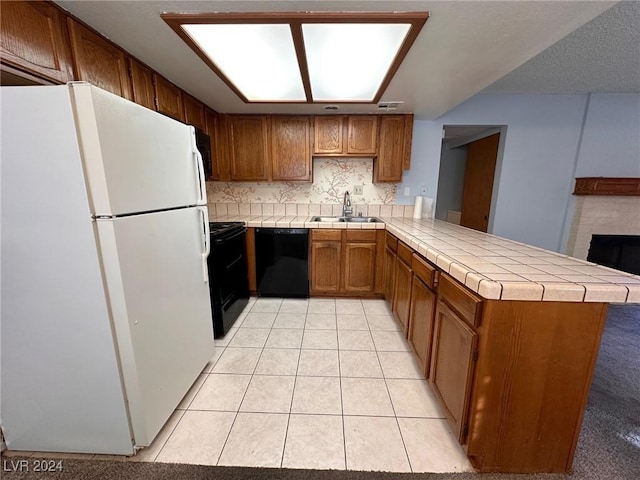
70, 83, 206, 216
96, 206, 214, 446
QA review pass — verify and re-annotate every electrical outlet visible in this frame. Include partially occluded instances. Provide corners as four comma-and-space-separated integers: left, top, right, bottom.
420, 185, 427, 195
353, 185, 363, 195
403, 187, 411, 196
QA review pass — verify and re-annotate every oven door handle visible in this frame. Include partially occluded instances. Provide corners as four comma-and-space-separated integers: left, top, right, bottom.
215, 227, 247, 245
199, 206, 210, 283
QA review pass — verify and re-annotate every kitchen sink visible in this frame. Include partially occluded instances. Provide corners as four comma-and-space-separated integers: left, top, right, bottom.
311, 216, 382, 223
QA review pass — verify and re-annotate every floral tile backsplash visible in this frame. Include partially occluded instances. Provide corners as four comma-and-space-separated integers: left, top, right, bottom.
206, 158, 396, 204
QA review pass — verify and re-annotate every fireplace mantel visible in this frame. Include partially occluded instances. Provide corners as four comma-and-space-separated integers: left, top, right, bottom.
573, 177, 640, 196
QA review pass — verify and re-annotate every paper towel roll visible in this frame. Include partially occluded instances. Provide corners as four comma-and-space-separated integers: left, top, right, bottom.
413, 196, 423, 219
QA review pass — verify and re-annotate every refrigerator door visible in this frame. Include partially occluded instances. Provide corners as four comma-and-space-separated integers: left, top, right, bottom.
95, 206, 214, 446
69, 83, 206, 216
1, 85, 134, 454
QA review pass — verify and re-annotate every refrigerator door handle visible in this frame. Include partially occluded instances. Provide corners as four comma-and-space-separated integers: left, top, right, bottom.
191, 128, 207, 206
199, 206, 210, 283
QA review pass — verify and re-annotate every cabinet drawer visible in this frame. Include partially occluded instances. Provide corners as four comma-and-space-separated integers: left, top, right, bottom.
346, 230, 377, 242
412, 253, 437, 289
438, 274, 482, 328
397, 241, 413, 265
312, 229, 341, 241
385, 232, 398, 252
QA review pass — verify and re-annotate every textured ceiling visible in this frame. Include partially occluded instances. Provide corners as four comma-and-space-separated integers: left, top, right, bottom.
54, 1, 625, 119
483, 1, 640, 94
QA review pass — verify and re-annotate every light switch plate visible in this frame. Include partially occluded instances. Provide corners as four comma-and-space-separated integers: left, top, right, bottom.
353, 185, 363, 195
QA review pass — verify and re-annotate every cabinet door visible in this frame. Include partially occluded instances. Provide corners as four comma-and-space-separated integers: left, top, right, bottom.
67, 19, 132, 99
430, 300, 478, 442
344, 242, 376, 292
154, 74, 184, 121
408, 278, 436, 377
0, 1, 73, 84
347, 116, 377, 155
228, 116, 270, 181
392, 257, 412, 334
374, 115, 405, 182
313, 116, 344, 154
384, 246, 396, 304
271, 116, 311, 181
310, 241, 341, 293
183, 94, 206, 132
128, 58, 155, 110
206, 109, 228, 181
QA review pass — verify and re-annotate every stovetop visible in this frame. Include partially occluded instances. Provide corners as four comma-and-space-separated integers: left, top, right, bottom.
209, 221, 246, 240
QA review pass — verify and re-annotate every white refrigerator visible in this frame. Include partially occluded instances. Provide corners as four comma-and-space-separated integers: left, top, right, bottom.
0, 83, 214, 454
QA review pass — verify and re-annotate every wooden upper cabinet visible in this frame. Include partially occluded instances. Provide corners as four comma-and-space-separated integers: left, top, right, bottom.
0, 1, 73, 84
375, 115, 406, 182
402, 115, 414, 170
347, 116, 377, 155
228, 115, 270, 181
128, 58, 155, 110
67, 19, 132, 99
271, 116, 311, 182
153, 74, 184, 121
206, 109, 229, 182
314, 116, 344, 154
183, 94, 206, 132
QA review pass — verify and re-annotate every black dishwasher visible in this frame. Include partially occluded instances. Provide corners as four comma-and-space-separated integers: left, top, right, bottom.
255, 228, 309, 297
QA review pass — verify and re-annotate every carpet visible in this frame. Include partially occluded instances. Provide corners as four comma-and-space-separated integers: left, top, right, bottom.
2, 305, 639, 480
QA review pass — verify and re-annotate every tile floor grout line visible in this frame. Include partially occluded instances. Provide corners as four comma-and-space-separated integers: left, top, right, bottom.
151, 409, 187, 463
337, 327, 348, 471
279, 333, 304, 468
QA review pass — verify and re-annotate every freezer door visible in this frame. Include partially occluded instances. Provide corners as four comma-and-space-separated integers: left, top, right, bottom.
70, 83, 206, 216
96, 206, 214, 446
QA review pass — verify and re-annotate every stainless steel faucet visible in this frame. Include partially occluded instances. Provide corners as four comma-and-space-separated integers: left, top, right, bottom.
342, 191, 353, 217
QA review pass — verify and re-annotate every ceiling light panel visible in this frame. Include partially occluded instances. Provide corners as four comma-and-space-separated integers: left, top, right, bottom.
182, 24, 305, 101
303, 23, 411, 102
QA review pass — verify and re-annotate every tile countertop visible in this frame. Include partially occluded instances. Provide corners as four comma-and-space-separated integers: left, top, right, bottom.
209, 214, 640, 303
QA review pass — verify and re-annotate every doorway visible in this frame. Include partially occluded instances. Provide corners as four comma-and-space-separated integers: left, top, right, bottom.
435, 126, 504, 233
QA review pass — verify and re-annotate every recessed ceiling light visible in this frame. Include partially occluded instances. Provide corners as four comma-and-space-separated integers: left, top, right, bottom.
162, 12, 429, 104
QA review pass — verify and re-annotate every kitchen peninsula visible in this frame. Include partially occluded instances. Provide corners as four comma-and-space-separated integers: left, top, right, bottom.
208, 210, 640, 474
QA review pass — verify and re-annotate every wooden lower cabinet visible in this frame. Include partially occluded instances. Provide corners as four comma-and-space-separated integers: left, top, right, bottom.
392, 256, 412, 333
408, 277, 436, 377
430, 300, 479, 443
310, 229, 381, 296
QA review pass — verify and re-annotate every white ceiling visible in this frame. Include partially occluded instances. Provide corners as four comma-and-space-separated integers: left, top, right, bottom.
54, 1, 637, 120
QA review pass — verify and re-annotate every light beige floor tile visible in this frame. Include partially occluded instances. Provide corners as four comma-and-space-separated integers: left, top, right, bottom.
302, 329, 338, 349
398, 418, 473, 472
211, 347, 262, 374
240, 312, 277, 329
273, 313, 306, 329
343, 416, 410, 472
337, 314, 369, 330
282, 414, 345, 469
202, 347, 225, 373
335, 299, 365, 315
338, 330, 375, 350
339, 350, 383, 378
291, 376, 342, 414
297, 349, 340, 376
341, 378, 394, 416
307, 299, 336, 314
279, 299, 308, 314
250, 298, 283, 313
255, 348, 300, 376
218, 413, 289, 467
176, 374, 207, 410
362, 300, 393, 316
305, 313, 337, 329
239, 375, 295, 413
189, 374, 251, 411
130, 410, 184, 462
214, 328, 238, 347
156, 411, 235, 465
378, 351, 424, 379
232, 313, 247, 328
371, 330, 411, 352
265, 328, 304, 349
367, 314, 401, 331
386, 379, 444, 418
227, 328, 270, 348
